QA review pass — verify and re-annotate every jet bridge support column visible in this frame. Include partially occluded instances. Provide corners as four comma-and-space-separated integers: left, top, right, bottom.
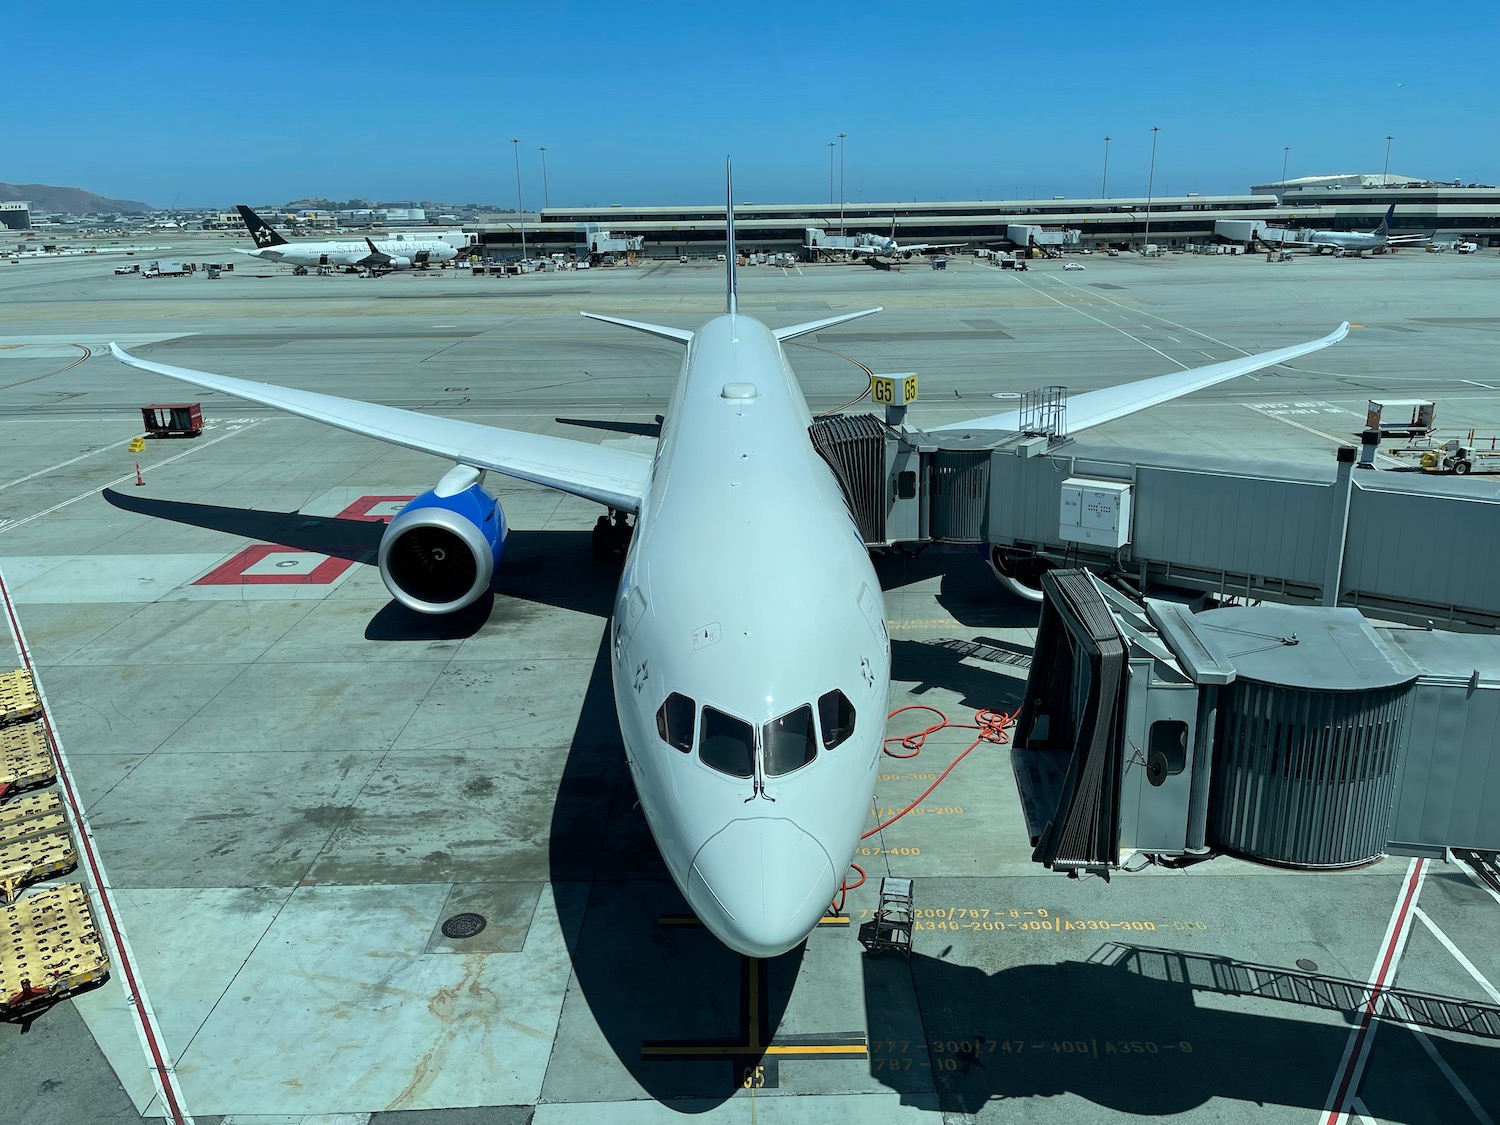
1322, 446, 1357, 607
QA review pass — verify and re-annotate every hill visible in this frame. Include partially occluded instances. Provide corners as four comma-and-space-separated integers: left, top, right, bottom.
0, 182, 155, 215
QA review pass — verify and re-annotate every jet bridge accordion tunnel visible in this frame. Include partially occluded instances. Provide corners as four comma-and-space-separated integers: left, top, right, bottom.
1010, 570, 1500, 875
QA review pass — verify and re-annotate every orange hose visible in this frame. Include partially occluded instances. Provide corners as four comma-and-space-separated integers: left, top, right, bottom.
830, 705, 1017, 915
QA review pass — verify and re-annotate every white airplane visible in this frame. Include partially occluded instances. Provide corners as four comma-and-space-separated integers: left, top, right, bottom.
110, 165, 1350, 959
1269, 204, 1429, 256
234, 205, 460, 271
805, 220, 962, 262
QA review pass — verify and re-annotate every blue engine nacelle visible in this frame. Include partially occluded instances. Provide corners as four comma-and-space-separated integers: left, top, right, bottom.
378, 468, 505, 614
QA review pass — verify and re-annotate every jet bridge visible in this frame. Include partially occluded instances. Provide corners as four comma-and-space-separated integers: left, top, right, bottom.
1004, 570, 1500, 875
808, 409, 1500, 630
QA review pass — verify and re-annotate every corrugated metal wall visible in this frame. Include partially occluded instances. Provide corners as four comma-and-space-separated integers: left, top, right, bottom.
1389, 682, 1500, 852
1209, 681, 1410, 867
929, 450, 991, 542
980, 442, 1500, 626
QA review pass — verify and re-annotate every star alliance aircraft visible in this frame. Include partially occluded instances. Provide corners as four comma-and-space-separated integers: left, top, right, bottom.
111, 166, 1349, 958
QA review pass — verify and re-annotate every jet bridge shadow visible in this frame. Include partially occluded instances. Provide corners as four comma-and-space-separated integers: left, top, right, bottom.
873, 547, 1042, 632
861, 943, 1500, 1120
547, 635, 804, 1108
100, 490, 616, 633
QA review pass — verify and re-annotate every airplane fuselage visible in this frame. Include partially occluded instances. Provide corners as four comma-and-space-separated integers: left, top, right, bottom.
242, 237, 458, 269
610, 313, 890, 958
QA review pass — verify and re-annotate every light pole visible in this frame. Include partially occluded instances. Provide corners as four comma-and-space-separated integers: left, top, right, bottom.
838, 132, 847, 236
827, 141, 835, 205
1101, 135, 1111, 198
1281, 145, 1290, 196
538, 146, 549, 210
1143, 126, 1160, 252
511, 137, 527, 262
1382, 135, 1394, 184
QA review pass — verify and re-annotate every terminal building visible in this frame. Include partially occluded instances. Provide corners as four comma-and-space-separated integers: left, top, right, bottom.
472, 175, 1500, 259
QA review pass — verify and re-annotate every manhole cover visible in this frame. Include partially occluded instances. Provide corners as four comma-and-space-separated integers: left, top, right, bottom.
1296, 958, 1319, 972
441, 912, 487, 939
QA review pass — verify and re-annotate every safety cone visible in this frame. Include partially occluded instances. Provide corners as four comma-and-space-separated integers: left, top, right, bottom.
135, 463, 144, 487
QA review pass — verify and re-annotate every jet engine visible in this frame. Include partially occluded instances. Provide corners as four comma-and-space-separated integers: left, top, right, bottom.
378, 466, 505, 613
387, 254, 413, 270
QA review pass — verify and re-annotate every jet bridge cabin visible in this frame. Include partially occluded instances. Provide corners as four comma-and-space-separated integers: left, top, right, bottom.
1008, 570, 1500, 875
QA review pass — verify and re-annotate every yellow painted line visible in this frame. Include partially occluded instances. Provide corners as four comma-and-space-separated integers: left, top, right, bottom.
642, 1043, 867, 1057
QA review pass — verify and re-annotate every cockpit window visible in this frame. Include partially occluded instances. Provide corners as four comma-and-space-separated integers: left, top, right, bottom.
699, 706, 755, 778
818, 690, 857, 750
656, 692, 695, 752
763, 704, 818, 777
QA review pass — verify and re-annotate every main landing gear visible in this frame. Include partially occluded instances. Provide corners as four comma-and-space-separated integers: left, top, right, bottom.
592, 509, 634, 562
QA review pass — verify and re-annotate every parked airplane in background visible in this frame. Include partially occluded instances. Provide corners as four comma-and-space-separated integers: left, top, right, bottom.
112, 166, 1350, 960
805, 219, 963, 262
234, 205, 463, 271
1268, 204, 1430, 256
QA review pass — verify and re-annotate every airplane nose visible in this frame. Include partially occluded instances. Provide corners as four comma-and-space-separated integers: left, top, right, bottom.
687, 819, 836, 958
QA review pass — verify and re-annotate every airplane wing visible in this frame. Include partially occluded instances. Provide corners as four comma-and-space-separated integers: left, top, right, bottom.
927, 323, 1350, 434
109, 344, 652, 511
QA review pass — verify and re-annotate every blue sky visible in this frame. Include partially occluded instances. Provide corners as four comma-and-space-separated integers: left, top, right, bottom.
17, 0, 1498, 208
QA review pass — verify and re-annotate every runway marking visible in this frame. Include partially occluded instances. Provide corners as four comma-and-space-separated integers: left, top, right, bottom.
1414, 905, 1500, 1006
1241, 405, 1405, 466
0, 434, 141, 492
0, 564, 196, 1124
1319, 857, 1427, 1125
0, 421, 263, 535
1386, 994, 1495, 1125
1461, 379, 1498, 390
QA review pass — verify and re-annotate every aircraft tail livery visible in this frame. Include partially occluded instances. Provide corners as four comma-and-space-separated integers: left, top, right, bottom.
236, 205, 290, 248
1375, 204, 1395, 236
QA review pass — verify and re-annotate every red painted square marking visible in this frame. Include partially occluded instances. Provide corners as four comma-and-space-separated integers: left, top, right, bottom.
194, 543, 355, 586
192, 494, 416, 586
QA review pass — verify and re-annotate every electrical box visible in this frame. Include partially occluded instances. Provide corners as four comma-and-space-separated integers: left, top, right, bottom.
1059, 477, 1132, 548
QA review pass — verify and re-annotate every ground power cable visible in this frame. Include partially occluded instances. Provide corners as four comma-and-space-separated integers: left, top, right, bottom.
832, 705, 1017, 913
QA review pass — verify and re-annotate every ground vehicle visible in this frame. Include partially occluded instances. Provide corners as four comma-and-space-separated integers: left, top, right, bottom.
114, 264, 139, 275
143, 260, 188, 277
1064, 261, 1085, 271
1417, 436, 1500, 475
931, 257, 947, 270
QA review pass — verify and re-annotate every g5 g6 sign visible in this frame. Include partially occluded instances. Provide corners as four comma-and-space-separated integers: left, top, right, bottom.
871, 374, 918, 406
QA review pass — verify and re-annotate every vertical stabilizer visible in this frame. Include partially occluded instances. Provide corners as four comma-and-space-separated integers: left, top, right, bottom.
235, 205, 289, 248
725, 159, 738, 315
1376, 204, 1395, 236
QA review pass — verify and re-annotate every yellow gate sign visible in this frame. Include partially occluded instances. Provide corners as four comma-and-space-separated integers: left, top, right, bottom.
871, 373, 918, 406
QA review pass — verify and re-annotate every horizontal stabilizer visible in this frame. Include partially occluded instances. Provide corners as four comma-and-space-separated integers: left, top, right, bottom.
773, 307, 883, 342
579, 312, 693, 344
930, 322, 1350, 435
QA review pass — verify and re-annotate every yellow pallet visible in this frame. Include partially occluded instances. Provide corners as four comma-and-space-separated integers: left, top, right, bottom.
0, 829, 77, 905
0, 790, 62, 833
0, 882, 109, 1014
0, 670, 40, 726
0, 721, 55, 798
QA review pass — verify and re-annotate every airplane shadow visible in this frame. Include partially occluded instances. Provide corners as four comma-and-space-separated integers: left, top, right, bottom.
890, 638, 1028, 714
107, 486, 802, 1104
548, 636, 803, 1108
100, 489, 616, 622
862, 942, 1500, 1119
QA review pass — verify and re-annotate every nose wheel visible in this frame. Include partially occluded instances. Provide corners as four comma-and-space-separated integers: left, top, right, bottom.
592, 509, 634, 562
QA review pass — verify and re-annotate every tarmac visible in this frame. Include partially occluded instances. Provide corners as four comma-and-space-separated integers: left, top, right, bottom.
1, 240, 1498, 1124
